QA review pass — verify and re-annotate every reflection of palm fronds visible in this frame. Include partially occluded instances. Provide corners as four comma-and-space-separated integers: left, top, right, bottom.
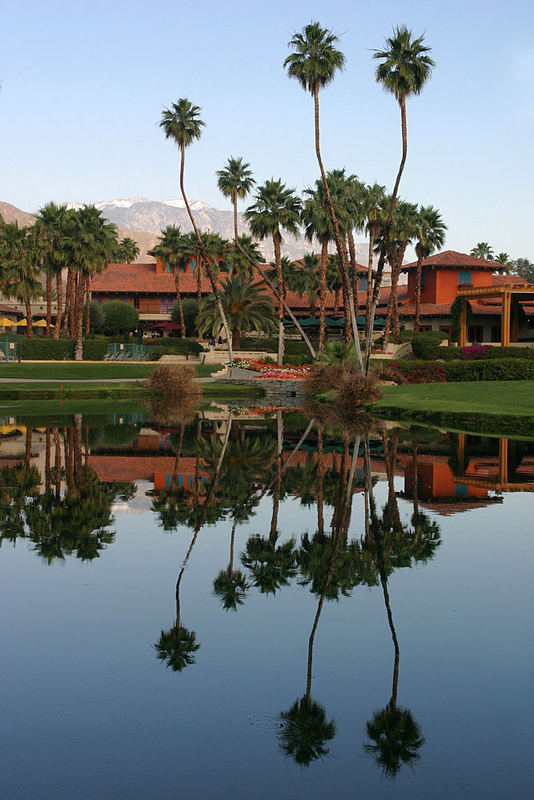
278, 696, 336, 766
364, 705, 424, 778
155, 625, 199, 671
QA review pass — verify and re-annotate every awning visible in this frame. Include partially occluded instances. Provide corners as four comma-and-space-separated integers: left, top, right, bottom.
147, 321, 182, 331
0, 317, 17, 327
32, 319, 54, 328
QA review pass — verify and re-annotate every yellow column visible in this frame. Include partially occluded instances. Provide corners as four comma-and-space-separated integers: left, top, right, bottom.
502, 292, 511, 347
457, 433, 466, 476
459, 299, 467, 347
499, 438, 508, 487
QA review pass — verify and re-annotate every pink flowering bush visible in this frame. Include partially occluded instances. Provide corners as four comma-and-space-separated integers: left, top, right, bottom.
461, 345, 489, 360
390, 361, 446, 383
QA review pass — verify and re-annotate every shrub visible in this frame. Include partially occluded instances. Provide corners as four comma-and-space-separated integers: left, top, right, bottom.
144, 337, 203, 355
485, 346, 534, 360
144, 364, 200, 424
389, 360, 446, 383
460, 344, 489, 360
305, 364, 380, 404
88, 301, 105, 334
82, 340, 109, 361
101, 424, 140, 448
19, 338, 74, 360
102, 302, 139, 335
411, 330, 448, 359
445, 358, 534, 381
172, 299, 199, 336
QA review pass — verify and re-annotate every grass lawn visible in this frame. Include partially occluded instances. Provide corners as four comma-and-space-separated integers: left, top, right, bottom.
376, 381, 534, 416
0, 362, 222, 381
373, 381, 534, 437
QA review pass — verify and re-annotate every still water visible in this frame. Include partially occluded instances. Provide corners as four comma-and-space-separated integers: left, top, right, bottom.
0, 404, 532, 799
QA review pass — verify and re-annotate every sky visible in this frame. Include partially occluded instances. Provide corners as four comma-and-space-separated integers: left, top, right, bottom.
1, 0, 533, 259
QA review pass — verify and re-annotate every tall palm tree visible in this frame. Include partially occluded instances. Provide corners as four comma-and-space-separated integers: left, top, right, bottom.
68, 206, 118, 359
302, 181, 333, 351
413, 205, 447, 331
159, 98, 233, 361
470, 242, 495, 260
197, 272, 276, 349
363, 182, 386, 333
34, 202, 74, 339
285, 22, 361, 359
383, 201, 418, 346
216, 156, 255, 242
245, 179, 302, 365
149, 225, 186, 337
367, 27, 434, 370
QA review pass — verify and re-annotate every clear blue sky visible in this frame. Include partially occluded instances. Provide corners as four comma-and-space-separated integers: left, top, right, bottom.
2, 0, 533, 258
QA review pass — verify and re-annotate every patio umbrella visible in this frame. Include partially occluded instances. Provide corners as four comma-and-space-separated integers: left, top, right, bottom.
32, 319, 54, 327
0, 317, 17, 327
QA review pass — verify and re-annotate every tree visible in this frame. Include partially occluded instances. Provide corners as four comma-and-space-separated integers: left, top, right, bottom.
216, 156, 255, 242
68, 206, 118, 357
285, 21, 362, 362
172, 297, 198, 336
511, 257, 534, 283
383, 200, 418, 346
470, 242, 495, 260
495, 252, 512, 272
245, 179, 302, 364
34, 203, 74, 339
102, 301, 139, 335
367, 27, 434, 370
414, 205, 447, 331
363, 182, 386, 332
117, 237, 140, 263
149, 225, 187, 337
0, 220, 42, 337
197, 273, 276, 349
302, 181, 334, 351
291, 253, 320, 317
159, 98, 234, 361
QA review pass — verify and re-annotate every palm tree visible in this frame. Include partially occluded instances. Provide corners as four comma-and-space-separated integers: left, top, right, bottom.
293, 253, 320, 317
245, 179, 302, 365
285, 22, 362, 360
213, 520, 249, 611
117, 237, 140, 263
363, 182, 386, 333
197, 272, 276, 349
149, 225, 186, 337
216, 156, 255, 242
470, 242, 495, 260
159, 98, 233, 361
367, 27, 434, 370
495, 252, 512, 272
34, 202, 74, 338
0, 220, 42, 337
68, 206, 118, 358
302, 182, 333, 351
414, 205, 447, 331
383, 201, 418, 346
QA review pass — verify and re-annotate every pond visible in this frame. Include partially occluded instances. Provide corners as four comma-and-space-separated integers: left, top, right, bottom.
0, 403, 532, 799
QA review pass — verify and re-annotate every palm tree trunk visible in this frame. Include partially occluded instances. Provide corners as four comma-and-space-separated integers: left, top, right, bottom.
273, 231, 285, 366
366, 228, 377, 338
70, 272, 78, 338
179, 143, 233, 363
414, 256, 423, 332
74, 270, 85, 361
364, 98, 408, 373
317, 427, 324, 535
62, 269, 73, 336
269, 411, 283, 542
174, 268, 186, 338
25, 427, 32, 464
342, 282, 351, 344
25, 298, 33, 338
45, 428, 51, 494
46, 274, 52, 337
347, 229, 359, 300
84, 277, 91, 335
54, 269, 63, 339
383, 256, 401, 349
232, 192, 239, 242
313, 87, 362, 369
319, 239, 327, 352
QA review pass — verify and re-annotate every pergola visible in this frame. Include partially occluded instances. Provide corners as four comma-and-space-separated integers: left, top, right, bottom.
457, 283, 534, 347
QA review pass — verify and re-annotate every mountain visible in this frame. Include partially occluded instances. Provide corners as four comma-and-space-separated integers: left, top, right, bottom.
64, 196, 371, 263
1, 197, 372, 264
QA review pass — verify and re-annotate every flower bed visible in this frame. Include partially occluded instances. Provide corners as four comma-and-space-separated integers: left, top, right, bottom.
391, 361, 446, 383
229, 359, 311, 379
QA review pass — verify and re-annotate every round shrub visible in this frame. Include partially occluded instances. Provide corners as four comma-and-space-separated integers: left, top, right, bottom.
172, 299, 199, 336
88, 301, 105, 334
102, 302, 139, 335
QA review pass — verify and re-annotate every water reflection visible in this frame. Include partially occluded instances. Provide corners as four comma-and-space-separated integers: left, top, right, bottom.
1, 407, 533, 785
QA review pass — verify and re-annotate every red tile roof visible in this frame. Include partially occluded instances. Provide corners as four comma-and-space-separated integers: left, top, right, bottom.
403, 250, 500, 271
90, 263, 268, 295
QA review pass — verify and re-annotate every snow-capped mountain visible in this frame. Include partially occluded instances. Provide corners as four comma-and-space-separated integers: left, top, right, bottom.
61, 196, 371, 263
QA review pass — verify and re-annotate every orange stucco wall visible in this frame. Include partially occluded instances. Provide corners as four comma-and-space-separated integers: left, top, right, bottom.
407, 268, 495, 304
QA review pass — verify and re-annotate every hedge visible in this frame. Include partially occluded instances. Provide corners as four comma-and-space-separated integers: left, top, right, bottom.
445, 358, 534, 381
145, 337, 203, 359
12, 337, 119, 361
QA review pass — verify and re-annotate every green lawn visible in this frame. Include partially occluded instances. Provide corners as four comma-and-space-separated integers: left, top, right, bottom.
373, 381, 534, 437
0, 362, 222, 381
376, 381, 534, 416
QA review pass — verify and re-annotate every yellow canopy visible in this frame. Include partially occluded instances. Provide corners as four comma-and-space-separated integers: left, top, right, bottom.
32, 319, 54, 328
0, 317, 17, 326
15, 318, 27, 326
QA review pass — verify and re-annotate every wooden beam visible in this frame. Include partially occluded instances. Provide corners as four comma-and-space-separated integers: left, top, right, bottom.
459, 299, 467, 347
502, 291, 511, 347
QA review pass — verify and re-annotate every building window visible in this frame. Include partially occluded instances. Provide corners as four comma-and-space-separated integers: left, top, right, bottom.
421, 271, 426, 287
491, 325, 501, 343
133, 297, 139, 310
121, 294, 128, 303
459, 270, 472, 284
439, 325, 453, 340
160, 297, 166, 313
468, 325, 483, 342
358, 276, 368, 292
